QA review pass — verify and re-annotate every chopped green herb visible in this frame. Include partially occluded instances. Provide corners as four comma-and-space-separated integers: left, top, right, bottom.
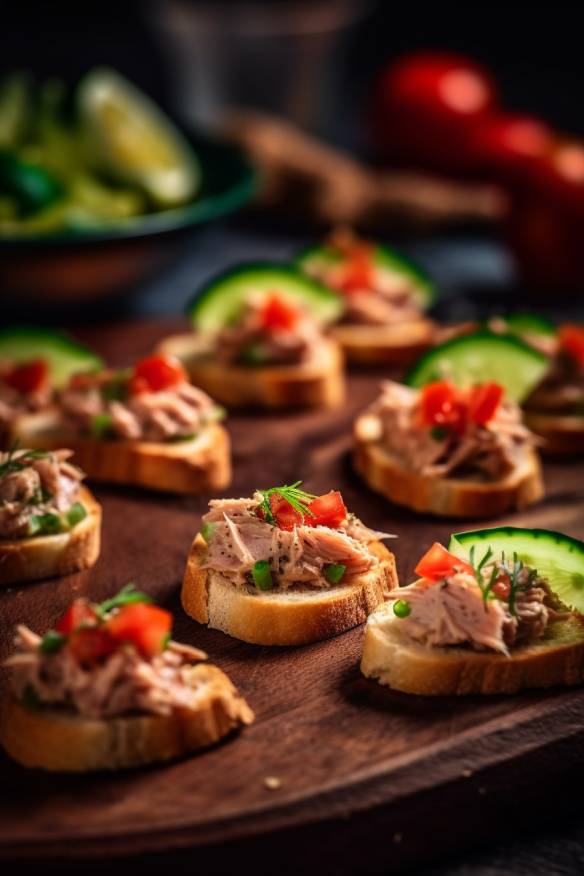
0, 445, 50, 479
256, 481, 316, 525
66, 502, 87, 528
430, 426, 448, 441
200, 521, 216, 543
325, 563, 346, 584
161, 632, 171, 650
90, 412, 113, 438
240, 345, 268, 366
28, 512, 63, 536
252, 560, 273, 591
95, 583, 153, 618
168, 431, 198, 442
393, 599, 412, 619
101, 371, 129, 401
40, 630, 65, 654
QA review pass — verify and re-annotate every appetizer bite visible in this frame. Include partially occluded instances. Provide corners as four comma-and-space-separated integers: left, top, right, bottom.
524, 324, 584, 455
0, 447, 101, 585
158, 263, 345, 409
182, 482, 397, 645
296, 227, 436, 365
0, 585, 254, 771
361, 527, 584, 695
10, 354, 230, 494
0, 327, 101, 447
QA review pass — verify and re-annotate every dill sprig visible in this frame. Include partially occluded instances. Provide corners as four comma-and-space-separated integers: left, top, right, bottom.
94, 583, 153, 618
468, 545, 538, 616
0, 444, 50, 479
256, 481, 317, 524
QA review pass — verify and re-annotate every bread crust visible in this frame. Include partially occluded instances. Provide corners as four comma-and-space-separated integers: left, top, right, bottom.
0, 486, 101, 586
0, 663, 254, 771
329, 319, 435, 366
157, 333, 345, 409
181, 534, 398, 646
353, 414, 544, 518
9, 414, 231, 494
361, 609, 584, 695
524, 412, 584, 457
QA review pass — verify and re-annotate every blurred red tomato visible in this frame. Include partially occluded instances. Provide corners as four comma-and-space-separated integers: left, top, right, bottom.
467, 112, 553, 180
371, 52, 498, 175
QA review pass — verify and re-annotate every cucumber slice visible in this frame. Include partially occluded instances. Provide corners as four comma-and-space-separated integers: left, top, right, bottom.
449, 526, 584, 613
502, 313, 555, 338
405, 331, 548, 402
296, 242, 435, 309
78, 68, 200, 208
187, 263, 344, 333
0, 151, 64, 216
0, 327, 102, 387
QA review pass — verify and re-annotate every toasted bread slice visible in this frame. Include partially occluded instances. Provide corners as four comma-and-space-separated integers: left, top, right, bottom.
353, 413, 544, 518
157, 333, 345, 409
329, 319, 435, 366
9, 411, 231, 494
0, 663, 254, 771
524, 412, 584, 456
181, 534, 397, 646
361, 606, 584, 695
0, 486, 101, 586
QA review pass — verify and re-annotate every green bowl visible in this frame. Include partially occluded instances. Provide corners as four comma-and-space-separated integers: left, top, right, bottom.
0, 132, 256, 303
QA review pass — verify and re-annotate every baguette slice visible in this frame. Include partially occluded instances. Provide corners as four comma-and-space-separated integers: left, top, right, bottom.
329, 319, 435, 366
0, 663, 254, 771
181, 534, 398, 646
524, 412, 584, 456
353, 413, 544, 518
157, 333, 345, 409
0, 485, 101, 586
9, 411, 231, 494
361, 605, 584, 695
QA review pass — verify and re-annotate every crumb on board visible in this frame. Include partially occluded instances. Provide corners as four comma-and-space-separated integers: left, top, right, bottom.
462, 768, 473, 778
263, 775, 283, 791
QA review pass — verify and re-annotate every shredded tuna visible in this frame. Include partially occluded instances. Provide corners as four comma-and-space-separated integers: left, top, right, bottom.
0, 448, 84, 540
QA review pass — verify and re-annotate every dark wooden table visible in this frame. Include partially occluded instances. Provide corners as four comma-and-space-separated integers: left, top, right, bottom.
1, 319, 584, 874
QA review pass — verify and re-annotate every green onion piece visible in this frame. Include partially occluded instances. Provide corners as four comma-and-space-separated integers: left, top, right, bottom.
252, 560, 273, 591
200, 521, 216, 543
21, 685, 41, 711
240, 345, 268, 366
40, 630, 66, 654
101, 372, 129, 401
90, 412, 113, 438
325, 563, 346, 584
430, 426, 448, 441
28, 512, 63, 537
169, 432, 197, 442
209, 404, 226, 422
66, 502, 87, 528
393, 599, 412, 619
161, 632, 171, 650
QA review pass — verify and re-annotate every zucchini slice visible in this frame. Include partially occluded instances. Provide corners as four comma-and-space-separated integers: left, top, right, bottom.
78, 68, 200, 208
0, 327, 102, 387
449, 526, 584, 613
405, 331, 548, 402
296, 242, 435, 309
187, 263, 344, 333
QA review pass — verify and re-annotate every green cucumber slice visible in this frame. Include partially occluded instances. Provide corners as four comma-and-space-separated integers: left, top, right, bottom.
449, 526, 584, 614
501, 313, 555, 338
296, 242, 435, 309
187, 263, 344, 333
78, 67, 200, 208
405, 331, 548, 402
0, 326, 102, 387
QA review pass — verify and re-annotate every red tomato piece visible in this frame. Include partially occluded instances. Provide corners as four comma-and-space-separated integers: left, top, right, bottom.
5, 359, 49, 395
415, 542, 473, 581
419, 381, 466, 434
129, 354, 186, 395
558, 324, 584, 368
56, 599, 99, 635
270, 494, 303, 530
69, 627, 116, 665
307, 491, 347, 527
337, 247, 376, 294
467, 382, 504, 425
468, 112, 552, 179
259, 294, 300, 331
105, 603, 172, 657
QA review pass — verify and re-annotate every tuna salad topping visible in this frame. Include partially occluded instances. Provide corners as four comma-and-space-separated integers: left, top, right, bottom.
303, 228, 423, 327
4, 585, 208, 719
201, 482, 394, 590
0, 447, 86, 540
213, 293, 322, 367
385, 542, 569, 655
525, 324, 584, 416
60, 354, 221, 442
0, 358, 51, 430
365, 379, 535, 480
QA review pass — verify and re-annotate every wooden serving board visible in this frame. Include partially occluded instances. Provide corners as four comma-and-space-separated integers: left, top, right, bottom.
2, 320, 584, 873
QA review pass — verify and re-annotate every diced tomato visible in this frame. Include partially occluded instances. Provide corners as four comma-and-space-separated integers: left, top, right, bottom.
419, 381, 466, 434
5, 359, 48, 395
267, 493, 303, 530
415, 542, 473, 581
259, 294, 300, 331
467, 382, 504, 425
129, 354, 186, 395
69, 626, 117, 665
337, 246, 375, 294
55, 599, 99, 635
105, 603, 172, 658
68, 372, 95, 391
558, 324, 584, 368
306, 491, 347, 527
492, 575, 511, 600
